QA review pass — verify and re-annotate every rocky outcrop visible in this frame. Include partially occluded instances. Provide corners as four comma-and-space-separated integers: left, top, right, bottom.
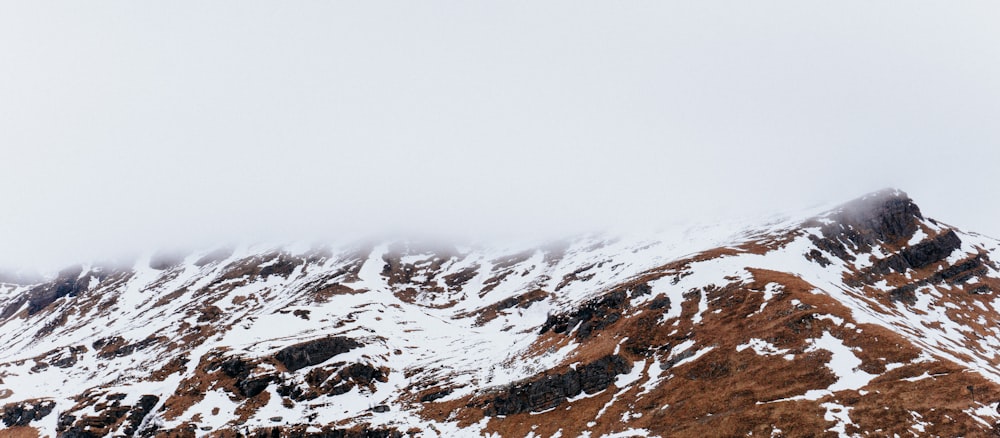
866, 230, 962, 277
93, 335, 161, 360
211, 356, 277, 398
482, 355, 631, 416
278, 362, 389, 401
808, 189, 923, 261
259, 253, 304, 280
886, 251, 995, 305
472, 289, 549, 325
245, 425, 405, 438
56, 393, 159, 437
32, 345, 88, 370
0, 266, 101, 318
274, 336, 362, 372
539, 290, 628, 339
1, 399, 56, 427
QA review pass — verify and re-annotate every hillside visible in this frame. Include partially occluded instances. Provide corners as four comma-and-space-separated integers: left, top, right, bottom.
3, 189, 1000, 437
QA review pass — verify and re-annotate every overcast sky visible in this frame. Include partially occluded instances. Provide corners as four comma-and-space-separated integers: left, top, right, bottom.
1, 2, 998, 270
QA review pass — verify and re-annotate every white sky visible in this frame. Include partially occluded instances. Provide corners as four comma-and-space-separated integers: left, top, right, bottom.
1, 2, 999, 270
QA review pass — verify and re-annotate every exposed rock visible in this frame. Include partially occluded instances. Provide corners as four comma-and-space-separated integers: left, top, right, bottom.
274, 337, 363, 372
35, 345, 87, 369
197, 305, 223, 322
279, 362, 388, 402
660, 348, 697, 370
808, 189, 923, 261
443, 266, 479, 289
629, 282, 652, 298
56, 392, 155, 437
245, 426, 404, 438
804, 249, 832, 267
483, 355, 630, 416
539, 290, 627, 339
205, 356, 277, 399
122, 395, 159, 436
4, 266, 97, 317
219, 357, 252, 378
1, 399, 56, 427
473, 289, 549, 324
259, 253, 303, 279
93, 336, 160, 360
648, 295, 671, 310
238, 376, 275, 398
883, 250, 995, 305
867, 230, 962, 277
419, 389, 453, 402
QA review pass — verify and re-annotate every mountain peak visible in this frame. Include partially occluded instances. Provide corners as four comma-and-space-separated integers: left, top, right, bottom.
3, 191, 1000, 437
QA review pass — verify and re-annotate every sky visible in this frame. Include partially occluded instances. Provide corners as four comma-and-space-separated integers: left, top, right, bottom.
1, 1, 999, 270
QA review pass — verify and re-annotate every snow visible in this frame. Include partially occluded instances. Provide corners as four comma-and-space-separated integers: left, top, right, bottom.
806, 332, 876, 392
4, 198, 1000, 436
820, 402, 854, 435
908, 228, 928, 246
670, 346, 715, 370
736, 338, 791, 359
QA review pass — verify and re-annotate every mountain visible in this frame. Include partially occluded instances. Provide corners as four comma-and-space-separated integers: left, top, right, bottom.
3, 189, 1000, 437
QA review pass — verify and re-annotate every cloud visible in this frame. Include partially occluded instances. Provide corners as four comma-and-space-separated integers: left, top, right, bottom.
1, 1, 998, 270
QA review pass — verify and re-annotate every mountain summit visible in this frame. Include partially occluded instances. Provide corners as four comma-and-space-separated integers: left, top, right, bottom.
3, 189, 1000, 437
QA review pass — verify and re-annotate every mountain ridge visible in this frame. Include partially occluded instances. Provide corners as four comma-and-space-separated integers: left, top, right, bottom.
3, 189, 1000, 437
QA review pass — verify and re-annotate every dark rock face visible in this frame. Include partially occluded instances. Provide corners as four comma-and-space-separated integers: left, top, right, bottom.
122, 395, 159, 436
865, 231, 963, 279
238, 376, 275, 398
483, 355, 631, 416
56, 393, 158, 437
259, 253, 304, 280
886, 251, 994, 305
419, 389, 453, 402
2, 266, 102, 317
28, 266, 88, 315
539, 291, 628, 339
246, 426, 404, 438
219, 357, 252, 377
93, 336, 160, 360
1, 399, 56, 427
274, 337, 363, 372
33, 345, 88, 370
648, 295, 670, 310
278, 362, 388, 402
808, 190, 923, 262
660, 349, 697, 370
206, 356, 277, 399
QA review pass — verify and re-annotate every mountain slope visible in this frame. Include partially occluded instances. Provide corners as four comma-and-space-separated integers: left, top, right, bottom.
3, 189, 1000, 437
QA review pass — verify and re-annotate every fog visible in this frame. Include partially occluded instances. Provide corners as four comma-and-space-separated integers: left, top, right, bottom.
1, 2, 998, 271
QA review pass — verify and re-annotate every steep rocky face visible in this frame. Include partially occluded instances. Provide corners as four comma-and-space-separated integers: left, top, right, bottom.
1, 399, 56, 427
274, 337, 363, 372
807, 189, 924, 260
480, 355, 631, 416
3, 189, 1000, 437
57, 393, 160, 438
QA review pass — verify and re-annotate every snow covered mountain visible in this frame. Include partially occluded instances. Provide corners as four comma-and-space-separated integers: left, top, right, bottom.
3, 189, 1000, 437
